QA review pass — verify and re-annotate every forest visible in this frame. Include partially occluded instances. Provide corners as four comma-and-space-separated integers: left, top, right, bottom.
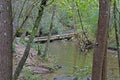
0, 0, 120, 80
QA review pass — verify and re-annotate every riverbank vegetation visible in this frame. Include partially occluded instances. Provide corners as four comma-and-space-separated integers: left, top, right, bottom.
0, 0, 120, 80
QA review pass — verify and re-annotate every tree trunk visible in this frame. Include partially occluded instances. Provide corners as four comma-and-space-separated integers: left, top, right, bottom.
0, 0, 13, 80
13, 0, 48, 80
44, 5, 56, 57
92, 0, 110, 80
101, 43, 107, 80
72, 0, 77, 33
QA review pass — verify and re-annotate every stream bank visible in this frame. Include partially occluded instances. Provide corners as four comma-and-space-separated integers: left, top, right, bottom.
13, 39, 120, 80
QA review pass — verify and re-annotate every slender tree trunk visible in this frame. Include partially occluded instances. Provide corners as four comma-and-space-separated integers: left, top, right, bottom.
92, 0, 110, 80
44, 5, 56, 57
13, 0, 48, 80
76, 2, 89, 42
72, 0, 77, 33
13, 0, 39, 39
0, 0, 13, 80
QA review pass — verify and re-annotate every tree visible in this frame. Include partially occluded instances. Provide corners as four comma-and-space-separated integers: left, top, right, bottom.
44, 5, 56, 57
13, 0, 48, 80
0, 0, 13, 80
92, 0, 110, 80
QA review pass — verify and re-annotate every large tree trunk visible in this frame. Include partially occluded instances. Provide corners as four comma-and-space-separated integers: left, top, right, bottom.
92, 0, 110, 80
0, 0, 13, 80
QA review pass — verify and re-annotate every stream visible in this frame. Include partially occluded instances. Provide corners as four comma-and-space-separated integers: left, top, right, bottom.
42, 40, 119, 80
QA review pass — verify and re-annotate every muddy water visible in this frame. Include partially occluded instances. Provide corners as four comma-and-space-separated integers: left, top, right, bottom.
45, 41, 119, 80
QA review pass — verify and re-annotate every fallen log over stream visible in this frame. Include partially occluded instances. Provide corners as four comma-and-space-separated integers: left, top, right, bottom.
24, 32, 75, 43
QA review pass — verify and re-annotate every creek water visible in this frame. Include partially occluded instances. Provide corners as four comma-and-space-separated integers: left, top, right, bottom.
44, 40, 119, 80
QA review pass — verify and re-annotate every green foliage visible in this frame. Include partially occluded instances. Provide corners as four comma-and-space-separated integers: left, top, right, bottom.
14, 0, 100, 39
73, 66, 91, 80
19, 38, 27, 45
23, 69, 41, 80
40, 12, 62, 35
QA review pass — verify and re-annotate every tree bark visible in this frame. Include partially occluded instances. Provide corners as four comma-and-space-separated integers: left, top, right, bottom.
101, 43, 107, 80
0, 0, 13, 80
92, 0, 110, 80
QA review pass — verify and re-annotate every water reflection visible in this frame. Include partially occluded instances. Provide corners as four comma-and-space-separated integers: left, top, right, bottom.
47, 41, 92, 80
45, 41, 119, 80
